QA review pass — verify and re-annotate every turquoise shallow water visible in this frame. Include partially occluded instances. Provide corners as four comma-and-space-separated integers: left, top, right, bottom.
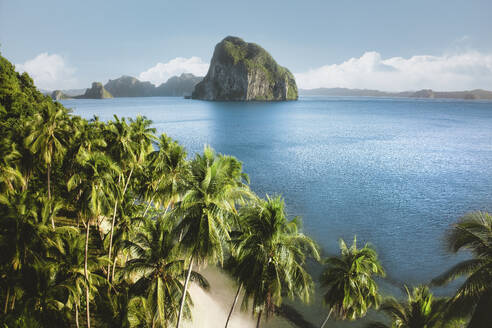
62, 96, 492, 294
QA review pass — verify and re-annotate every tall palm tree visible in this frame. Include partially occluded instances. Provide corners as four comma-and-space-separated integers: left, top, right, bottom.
227, 195, 319, 328
55, 230, 105, 328
105, 115, 135, 281
68, 150, 120, 328
124, 215, 209, 327
142, 134, 189, 216
432, 211, 492, 327
174, 146, 251, 328
366, 286, 453, 328
106, 115, 155, 281
25, 103, 68, 227
319, 237, 385, 328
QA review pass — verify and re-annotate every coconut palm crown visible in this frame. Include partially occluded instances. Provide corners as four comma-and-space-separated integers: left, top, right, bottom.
320, 236, 385, 325
432, 211, 492, 327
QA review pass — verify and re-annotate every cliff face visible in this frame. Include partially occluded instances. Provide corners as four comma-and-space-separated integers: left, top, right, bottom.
192, 36, 298, 101
155, 73, 202, 96
51, 90, 72, 100
104, 76, 154, 97
75, 82, 113, 99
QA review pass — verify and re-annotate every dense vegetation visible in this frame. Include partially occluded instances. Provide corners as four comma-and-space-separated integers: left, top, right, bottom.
1, 52, 491, 328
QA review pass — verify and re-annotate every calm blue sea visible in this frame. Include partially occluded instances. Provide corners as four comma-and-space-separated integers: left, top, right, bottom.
62, 96, 492, 294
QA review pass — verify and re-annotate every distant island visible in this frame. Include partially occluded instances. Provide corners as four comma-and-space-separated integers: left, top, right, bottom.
300, 87, 492, 100
49, 73, 203, 100
73, 82, 113, 99
192, 36, 298, 101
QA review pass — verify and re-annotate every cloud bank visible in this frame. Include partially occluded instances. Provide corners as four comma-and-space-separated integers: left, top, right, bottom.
139, 57, 209, 86
295, 51, 492, 91
16, 53, 77, 90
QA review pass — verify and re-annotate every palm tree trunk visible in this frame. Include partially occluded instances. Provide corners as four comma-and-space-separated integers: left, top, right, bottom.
176, 255, 193, 328
320, 308, 333, 328
164, 201, 172, 214
10, 293, 15, 310
123, 168, 133, 195
256, 309, 263, 328
111, 254, 117, 282
143, 195, 155, 216
84, 219, 91, 328
47, 163, 51, 200
75, 303, 80, 328
107, 174, 122, 280
106, 168, 132, 282
107, 199, 118, 280
3, 287, 9, 314
47, 163, 55, 229
225, 283, 242, 328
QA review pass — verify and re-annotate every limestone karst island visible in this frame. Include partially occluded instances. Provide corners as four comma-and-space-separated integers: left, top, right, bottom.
192, 36, 298, 101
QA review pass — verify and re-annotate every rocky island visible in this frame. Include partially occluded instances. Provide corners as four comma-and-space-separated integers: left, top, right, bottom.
75, 82, 113, 99
50, 90, 72, 100
104, 76, 155, 97
192, 36, 298, 101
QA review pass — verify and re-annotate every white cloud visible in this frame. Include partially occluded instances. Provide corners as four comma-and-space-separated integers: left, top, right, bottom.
139, 57, 209, 86
295, 51, 492, 91
16, 53, 77, 90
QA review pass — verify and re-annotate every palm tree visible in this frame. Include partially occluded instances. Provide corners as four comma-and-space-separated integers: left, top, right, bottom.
105, 115, 135, 281
227, 195, 319, 328
0, 192, 78, 327
127, 295, 157, 328
174, 146, 251, 328
432, 211, 492, 327
319, 236, 385, 327
54, 230, 105, 328
109, 199, 145, 282
68, 150, 120, 328
106, 115, 154, 282
141, 134, 189, 216
124, 215, 209, 327
25, 102, 68, 227
0, 192, 63, 310
0, 138, 25, 194
366, 286, 452, 328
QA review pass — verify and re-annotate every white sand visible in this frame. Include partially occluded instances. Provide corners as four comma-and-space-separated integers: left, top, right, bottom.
182, 267, 293, 328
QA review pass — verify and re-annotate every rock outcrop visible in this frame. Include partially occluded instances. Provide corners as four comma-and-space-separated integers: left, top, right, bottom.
155, 73, 202, 97
104, 76, 155, 97
101, 74, 202, 97
75, 82, 113, 99
192, 36, 298, 101
51, 90, 72, 100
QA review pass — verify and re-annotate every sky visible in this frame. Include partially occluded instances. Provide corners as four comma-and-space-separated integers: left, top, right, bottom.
1, 0, 492, 91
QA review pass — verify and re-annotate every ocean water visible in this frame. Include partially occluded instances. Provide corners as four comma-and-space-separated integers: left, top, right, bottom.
62, 96, 492, 295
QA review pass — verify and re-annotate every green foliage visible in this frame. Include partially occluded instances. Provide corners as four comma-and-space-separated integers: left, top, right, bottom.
432, 211, 492, 327
366, 286, 459, 328
320, 237, 385, 321
230, 195, 320, 322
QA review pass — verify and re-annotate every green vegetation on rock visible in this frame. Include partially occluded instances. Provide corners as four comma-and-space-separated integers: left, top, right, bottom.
75, 82, 113, 99
192, 36, 298, 101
